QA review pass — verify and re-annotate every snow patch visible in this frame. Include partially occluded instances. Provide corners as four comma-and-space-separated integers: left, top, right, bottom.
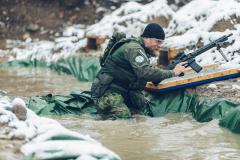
232, 84, 240, 90
207, 84, 218, 89
0, 97, 120, 160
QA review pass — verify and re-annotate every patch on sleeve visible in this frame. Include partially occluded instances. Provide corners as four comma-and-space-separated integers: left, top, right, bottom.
129, 49, 149, 67
135, 56, 144, 63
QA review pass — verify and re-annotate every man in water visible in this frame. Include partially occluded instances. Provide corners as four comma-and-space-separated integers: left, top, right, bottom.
91, 23, 186, 119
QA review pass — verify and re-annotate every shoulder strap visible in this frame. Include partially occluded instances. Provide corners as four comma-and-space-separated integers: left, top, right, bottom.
101, 37, 138, 66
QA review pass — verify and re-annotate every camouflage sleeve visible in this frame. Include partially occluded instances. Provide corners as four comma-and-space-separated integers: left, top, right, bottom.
124, 47, 175, 82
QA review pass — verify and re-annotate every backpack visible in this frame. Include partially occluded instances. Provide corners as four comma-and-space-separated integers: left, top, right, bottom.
100, 32, 134, 67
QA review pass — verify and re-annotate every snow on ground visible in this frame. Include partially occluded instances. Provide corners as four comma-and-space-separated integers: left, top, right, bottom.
0, 97, 120, 160
5, 24, 87, 63
164, 0, 240, 67
86, 0, 174, 38
2, 0, 240, 68
232, 84, 240, 90
1, 1, 240, 158
166, 0, 240, 35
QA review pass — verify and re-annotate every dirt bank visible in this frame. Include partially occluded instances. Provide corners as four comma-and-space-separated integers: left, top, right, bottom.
196, 78, 240, 103
0, 0, 191, 49
0, 139, 23, 160
0, 0, 98, 42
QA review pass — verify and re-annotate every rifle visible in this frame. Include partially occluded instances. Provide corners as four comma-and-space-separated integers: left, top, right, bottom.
167, 33, 233, 75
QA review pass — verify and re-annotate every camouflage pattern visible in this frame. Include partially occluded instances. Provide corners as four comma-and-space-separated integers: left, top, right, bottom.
91, 36, 174, 119
125, 90, 153, 117
97, 90, 131, 119
95, 89, 153, 119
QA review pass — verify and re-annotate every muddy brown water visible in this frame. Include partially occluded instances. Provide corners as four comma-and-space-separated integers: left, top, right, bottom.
1, 67, 240, 160
55, 115, 240, 160
0, 67, 91, 97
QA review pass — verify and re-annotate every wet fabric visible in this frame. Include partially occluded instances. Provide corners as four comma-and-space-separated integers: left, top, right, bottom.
0, 56, 100, 82
1, 56, 240, 132
22, 128, 120, 160
49, 56, 100, 82
219, 106, 240, 133
147, 90, 240, 133
27, 91, 97, 117
192, 99, 240, 122
146, 90, 196, 117
27, 90, 240, 133
0, 58, 48, 68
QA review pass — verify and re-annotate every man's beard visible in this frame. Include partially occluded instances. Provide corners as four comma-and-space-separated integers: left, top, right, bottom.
146, 46, 160, 57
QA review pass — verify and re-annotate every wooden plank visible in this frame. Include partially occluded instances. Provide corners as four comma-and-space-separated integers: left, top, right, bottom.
145, 68, 240, 91
96, 37, 107, 45
184, 63, 219, 74
168, 48, 179, 60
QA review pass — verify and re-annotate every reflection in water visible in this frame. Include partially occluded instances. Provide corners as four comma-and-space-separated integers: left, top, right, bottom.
0, 67, 91, 96
1, 67, 240, 159
54, 114, 240, 160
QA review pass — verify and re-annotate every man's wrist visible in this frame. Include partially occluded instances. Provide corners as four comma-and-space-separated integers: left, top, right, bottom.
171, 70, 176, 77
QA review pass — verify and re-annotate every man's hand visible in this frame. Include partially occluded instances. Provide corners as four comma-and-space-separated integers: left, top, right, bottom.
173, 62, 187, 76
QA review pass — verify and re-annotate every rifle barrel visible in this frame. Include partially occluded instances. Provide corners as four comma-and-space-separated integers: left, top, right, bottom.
189, 33, 233, 57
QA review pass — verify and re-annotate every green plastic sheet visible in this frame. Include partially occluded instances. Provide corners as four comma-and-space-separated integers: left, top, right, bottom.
0, 56, 100, 82
27, 90, 240, 133
49, 56, 100, 81
27, 91, 97, 117
2, 57, 240, 133
146, 90, 197, 117
148, 90, 240, 133
219, 106, 240, 133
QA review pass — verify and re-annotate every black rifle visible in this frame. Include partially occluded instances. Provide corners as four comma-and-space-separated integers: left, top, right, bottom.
167, 33, 233, 75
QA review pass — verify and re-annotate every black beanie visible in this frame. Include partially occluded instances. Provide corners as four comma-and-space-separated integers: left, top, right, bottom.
141, 23, 165, 40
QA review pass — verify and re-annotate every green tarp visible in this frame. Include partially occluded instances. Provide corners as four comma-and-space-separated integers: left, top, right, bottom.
0, 58, 48, 68
0, 56, 100, 82
27, 91, 97, 117
147, 90, 196, 117
219, 107, 240, 133
49, 57, 99, 81
27, 90, 240, 133
2, 57, 240, 133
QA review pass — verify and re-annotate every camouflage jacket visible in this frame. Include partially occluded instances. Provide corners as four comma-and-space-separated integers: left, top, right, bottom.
101, 37, 175, 89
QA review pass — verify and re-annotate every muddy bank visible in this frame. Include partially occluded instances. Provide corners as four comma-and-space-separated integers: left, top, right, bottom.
0, 0, 158, 43
196, 78, 240, 103
0, 139, 23, 160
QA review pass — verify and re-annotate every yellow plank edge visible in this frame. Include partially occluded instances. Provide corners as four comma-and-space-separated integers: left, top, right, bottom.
184, 63, 220, 74
146, 68, 240, 89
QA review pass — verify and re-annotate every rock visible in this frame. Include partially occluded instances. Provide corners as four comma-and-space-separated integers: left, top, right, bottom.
26, 24, 40, 32
11, 98, 27, 121
54, 32, 60, 37
207, 84, 218, 89
22, 33, 31, 40
0, 21, 5, 27
2, 11, 7, 15
232, 84, 240, 90
0, 90, 7, 96
49, 30, 54, 34
10, 133, 26, 140
59, 0, 85, 8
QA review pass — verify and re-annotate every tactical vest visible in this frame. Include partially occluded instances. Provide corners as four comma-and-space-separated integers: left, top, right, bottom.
101, 38, 148, 92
